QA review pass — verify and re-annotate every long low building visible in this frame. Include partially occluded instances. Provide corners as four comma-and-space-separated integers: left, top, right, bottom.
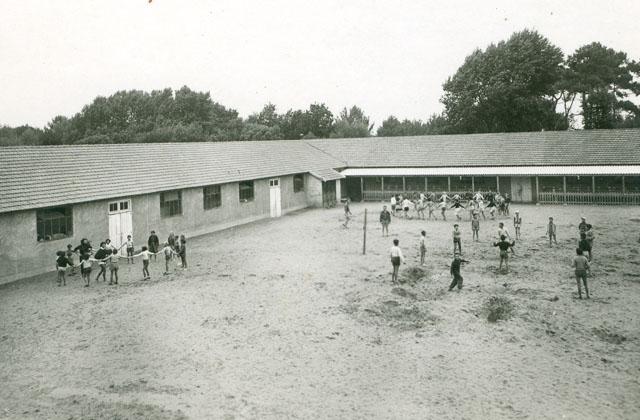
308, 128, 640, 205
1, 128, 639, 284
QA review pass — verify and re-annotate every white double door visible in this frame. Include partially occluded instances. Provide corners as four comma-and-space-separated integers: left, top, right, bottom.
108, 199, 132, 255
269, 178, 282, 218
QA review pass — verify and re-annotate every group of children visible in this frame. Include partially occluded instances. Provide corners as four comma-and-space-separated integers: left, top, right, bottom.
388, 210, 598, 298
54, 231, 189, 287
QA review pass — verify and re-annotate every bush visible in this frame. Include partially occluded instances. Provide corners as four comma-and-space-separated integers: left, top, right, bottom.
484, 296, 514, 322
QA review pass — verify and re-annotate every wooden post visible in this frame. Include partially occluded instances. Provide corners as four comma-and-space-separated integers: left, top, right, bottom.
362, 208, 367, 255
402, 176, 406, 192
535, 176, 539, 203
447, 176, 451, 192
381, 176, 385, 200
622, 176, 626, 193
496, 176, 500, 193
471, 176, 475, 192
591, 176, 596, 193
563, 176, 567, 204
360, 177, 364, 201
425, 176, 428, 193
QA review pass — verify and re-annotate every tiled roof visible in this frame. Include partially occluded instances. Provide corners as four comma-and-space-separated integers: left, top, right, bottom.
307, 129, 640, 168
0, 141, 346, 213
309, 168, 345, 182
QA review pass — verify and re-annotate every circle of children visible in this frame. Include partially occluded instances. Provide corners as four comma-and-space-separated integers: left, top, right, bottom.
54, 231, 187, 287
343, 190, 596, 299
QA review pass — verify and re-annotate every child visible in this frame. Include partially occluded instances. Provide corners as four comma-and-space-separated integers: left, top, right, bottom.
427, 199, 437, 220
452, 224, 462, 254
471, 212, 480, 241
419, 230, 427, 266
402, 197, 412, 219
342, 198, 353, 228
547, 217, 557, 247
66, 244, 76, 276
80, 253, 93, 287
55, 250, 73, 286
379, 205, 391, 237
179, 234, 187, 269
498, 222, 515, 254
106, 248, 120, 285
450, 200, 465, 221
132, 246, 155, 280
448, 253, 465, 291
390, 239, 404, 284
439, 200, 447, 221
578, 232, 592, 261
161, 242, 177, 274
126, 235, 134, 264
585, 225, 595, 251
572, 248, 591, 299
390, 195, 397, 215
93, 242, 110, 282
493, 235, 516, 273
513, 210, 522, 240
148, 230, 160, 261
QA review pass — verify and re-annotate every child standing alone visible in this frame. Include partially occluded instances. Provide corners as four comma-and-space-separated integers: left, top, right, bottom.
471, 212, 480, 242
390, 239, 404, 284
547, 217, 557, 247
452, 224, 462, 254
419, 231, 427, 266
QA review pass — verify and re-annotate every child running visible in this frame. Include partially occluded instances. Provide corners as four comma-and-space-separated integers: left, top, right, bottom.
452, 224, 462, 254
547, 217, 557, 247
55, 250, 74, 286
390, 239, 404, 284
419, 230, 427, 266
513, 210, 522, 240
342, 198, 353, 228
572, 248, 591, 299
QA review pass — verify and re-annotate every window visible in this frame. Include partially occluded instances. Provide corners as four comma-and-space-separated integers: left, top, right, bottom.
160, 190, 182, 218
203, 185, 222, 209
239, 181, 254, 202
37, 206, 73, 241
109, 202, 118, 213
293, 174, 304, 192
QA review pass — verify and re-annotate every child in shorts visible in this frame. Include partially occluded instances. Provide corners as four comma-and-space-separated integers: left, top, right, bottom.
126, 235, 134, 264
471, 212, 480, 241
572, 248, 591, 299
161, 242, 178, 274
493, 235, 516, 273
133, 246, 154, 280
452, 224, 462, 254
55, 250, 73, 286
390, 239, 404, 284
513, 210, 522, 240
80, 253, 93, 287
107, 248, 120, 285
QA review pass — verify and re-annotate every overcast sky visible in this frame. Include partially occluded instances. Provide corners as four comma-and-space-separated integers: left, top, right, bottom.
1, 0, 639, 129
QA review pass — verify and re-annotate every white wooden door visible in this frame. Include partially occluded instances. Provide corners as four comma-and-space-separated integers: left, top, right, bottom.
269, 178, 282, 217
108, 199, 132, 255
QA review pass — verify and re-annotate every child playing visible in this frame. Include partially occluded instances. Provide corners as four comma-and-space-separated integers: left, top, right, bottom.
439, 200, 447, 221
342, 199, 353, 228
148, 230, 160, 261
419, 230, 427, 266
402, 197, 412, 219
448, 253, 466, 291
66, 244, 76, 276
493, 235, 516, 273
452, 224, 462, 254
161, 242, 178, 274
471, 212, 480, 241
93, 242, 110, 282
80, 253, 93, 287
498, 222, 515, 254
572, 248, 591, 299
578, 232, 592, 261
450, 200, 465, 221
427, 199, 437, 220
126, 235, 134, 264
132, 246, 155, 280
55, 250, 73, 286
390, 239, 404, 284
513, 210, 522, 240
106, 248, 120, 285
547, 217, 557, 247
179, 234, 187, 269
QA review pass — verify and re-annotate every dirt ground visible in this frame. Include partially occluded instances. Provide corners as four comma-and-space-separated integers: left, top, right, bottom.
1, 203, 639, 420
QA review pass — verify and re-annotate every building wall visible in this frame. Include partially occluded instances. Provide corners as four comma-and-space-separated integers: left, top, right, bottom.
0, 174, 311, 285
306, 175, 323, 207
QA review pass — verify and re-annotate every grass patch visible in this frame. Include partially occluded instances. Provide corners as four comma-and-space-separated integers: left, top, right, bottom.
483, 296, 515, 323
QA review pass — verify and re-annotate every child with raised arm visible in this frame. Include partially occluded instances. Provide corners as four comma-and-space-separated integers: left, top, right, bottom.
390, 239, 404, 284
132, 246, 156, 280
419, 230, 427, 266
547, 217, 557, 247
55, 250, 73, 286
471, 212, 480, 242
493, 235, 516, 273
513, 210, 522, 240
161, 242, 178, 274
452, 224, 462, 254
93, 242, 110, 282
572, 248, 591, 299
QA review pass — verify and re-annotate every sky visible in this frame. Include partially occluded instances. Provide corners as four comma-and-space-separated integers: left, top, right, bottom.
1, 0, 639, 129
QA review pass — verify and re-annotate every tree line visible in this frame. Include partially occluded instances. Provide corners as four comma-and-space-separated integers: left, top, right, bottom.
1, 29, 638, 146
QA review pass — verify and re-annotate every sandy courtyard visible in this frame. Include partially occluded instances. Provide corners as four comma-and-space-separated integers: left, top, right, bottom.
1, 203, 639, 419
